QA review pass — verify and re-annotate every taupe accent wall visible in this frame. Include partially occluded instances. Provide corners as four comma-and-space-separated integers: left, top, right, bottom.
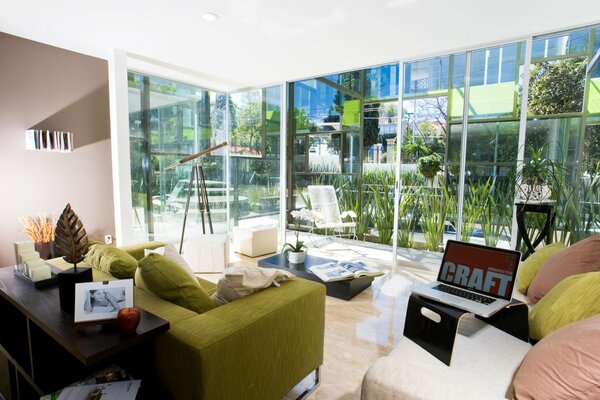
0, 32, 115, 267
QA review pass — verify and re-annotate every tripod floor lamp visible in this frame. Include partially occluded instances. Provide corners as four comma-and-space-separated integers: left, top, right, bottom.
164, 141, 228, 253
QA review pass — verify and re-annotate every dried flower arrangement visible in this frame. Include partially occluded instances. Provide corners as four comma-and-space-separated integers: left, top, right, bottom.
20, 214, 55, 243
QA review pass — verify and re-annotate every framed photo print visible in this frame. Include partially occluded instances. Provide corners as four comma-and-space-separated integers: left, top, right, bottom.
74, 279, 134, 324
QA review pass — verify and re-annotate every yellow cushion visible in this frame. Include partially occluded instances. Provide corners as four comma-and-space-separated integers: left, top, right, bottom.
529, 271, 600, 340
516, 243, 566, 294
137, 253, 214, 314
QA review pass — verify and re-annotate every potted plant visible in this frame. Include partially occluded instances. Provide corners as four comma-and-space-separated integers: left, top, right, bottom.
516, 146, 553, 203
418, 153, 442, 187
19, 213, 55, 259
282, 208, 322, 264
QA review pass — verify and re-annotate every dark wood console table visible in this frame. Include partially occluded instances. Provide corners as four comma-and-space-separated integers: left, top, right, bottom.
0, 266, 169, 399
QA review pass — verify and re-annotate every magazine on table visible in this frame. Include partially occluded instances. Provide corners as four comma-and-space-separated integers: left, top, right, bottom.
309, 261, 383, 282
40, 365, 136, 400
54, 380, 140, 400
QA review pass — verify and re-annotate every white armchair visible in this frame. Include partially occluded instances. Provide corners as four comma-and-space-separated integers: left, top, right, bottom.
307, 185, 357, 239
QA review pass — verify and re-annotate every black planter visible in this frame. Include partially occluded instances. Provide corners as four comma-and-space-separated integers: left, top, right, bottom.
58, 267, 93, 314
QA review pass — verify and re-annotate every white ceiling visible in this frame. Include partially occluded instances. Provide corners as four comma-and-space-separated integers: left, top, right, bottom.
1, 0, 599, 91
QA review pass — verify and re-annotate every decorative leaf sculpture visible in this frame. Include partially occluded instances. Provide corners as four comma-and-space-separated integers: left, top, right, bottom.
54, 203, 88, 270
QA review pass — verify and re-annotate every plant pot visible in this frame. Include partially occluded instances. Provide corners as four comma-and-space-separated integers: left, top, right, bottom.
516, 184, 552, 203
287, 250, 307, 264
34, 241, 55, 260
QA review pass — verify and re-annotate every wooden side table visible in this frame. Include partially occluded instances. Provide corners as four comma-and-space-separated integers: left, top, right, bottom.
515, 201, 555, 260
0, 266, 169, 399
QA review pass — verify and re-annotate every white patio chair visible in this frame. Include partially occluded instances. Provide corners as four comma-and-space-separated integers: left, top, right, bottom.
307, 185, 357, 239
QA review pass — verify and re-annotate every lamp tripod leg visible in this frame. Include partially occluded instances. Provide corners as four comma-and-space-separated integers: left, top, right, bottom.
198, 165, 214, 234
179, 166, 196, 254
195, 164, 206, 234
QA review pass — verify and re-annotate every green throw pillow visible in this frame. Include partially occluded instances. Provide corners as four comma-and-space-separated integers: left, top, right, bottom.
84, 243, 139, 279
137, 253, 214, 314
529, 271, 600, 340
516, 242, 567, 294
119, 241, 165, 261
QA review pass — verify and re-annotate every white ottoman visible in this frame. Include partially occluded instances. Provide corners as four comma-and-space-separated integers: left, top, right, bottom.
233, 226, 278, 257
182, 234, 229, 273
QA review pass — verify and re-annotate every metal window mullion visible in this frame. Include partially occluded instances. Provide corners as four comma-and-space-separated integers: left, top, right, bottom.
280, 82, 288, 244
510, 36, 534, 248
392, 61, 405, 267
571, 30, 595, 221
484, 49, 489, 85
498, 47, 504, 83
455, 52, 472, 240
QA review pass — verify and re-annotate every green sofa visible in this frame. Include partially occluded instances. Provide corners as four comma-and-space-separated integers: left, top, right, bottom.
50, 241, 326, 400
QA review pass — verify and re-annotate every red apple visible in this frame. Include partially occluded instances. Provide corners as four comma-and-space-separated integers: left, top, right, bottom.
117, 307, 141, 336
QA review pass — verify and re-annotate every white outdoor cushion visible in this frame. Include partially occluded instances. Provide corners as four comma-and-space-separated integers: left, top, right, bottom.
182, 234, 229, 273
361, 316, 531, 400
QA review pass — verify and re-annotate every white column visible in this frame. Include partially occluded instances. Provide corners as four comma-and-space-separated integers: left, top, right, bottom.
392, 61, 404, 268
279, 83, 288, 246
107, 49, 134, 246
510, 37, 534, 249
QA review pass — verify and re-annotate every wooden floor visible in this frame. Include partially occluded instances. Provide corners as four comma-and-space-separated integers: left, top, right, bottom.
199, 238, 440, 400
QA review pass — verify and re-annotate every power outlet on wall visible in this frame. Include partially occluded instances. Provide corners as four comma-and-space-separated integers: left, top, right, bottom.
104, 235, 113, 245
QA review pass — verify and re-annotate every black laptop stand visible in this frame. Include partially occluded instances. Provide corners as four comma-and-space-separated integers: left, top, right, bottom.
403, 294, 529, 366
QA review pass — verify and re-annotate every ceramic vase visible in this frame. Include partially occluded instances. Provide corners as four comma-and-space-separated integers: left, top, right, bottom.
516, 184, 552, 203
287, 250, 307, 264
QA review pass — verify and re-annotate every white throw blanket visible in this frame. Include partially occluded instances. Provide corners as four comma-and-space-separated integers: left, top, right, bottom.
211, 265, 295, 306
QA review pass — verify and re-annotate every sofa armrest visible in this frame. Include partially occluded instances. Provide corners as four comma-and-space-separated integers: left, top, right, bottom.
152, 278, 325, 400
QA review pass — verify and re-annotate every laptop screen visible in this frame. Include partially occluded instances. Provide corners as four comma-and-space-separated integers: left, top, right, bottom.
437, 240, 521, 300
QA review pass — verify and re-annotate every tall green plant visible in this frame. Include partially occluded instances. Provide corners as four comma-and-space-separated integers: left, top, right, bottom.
397, 186, 419, 248
460, 179, 492, 242
480, 180, 514, 247
421, 185, 451, 252
368, 170, 395, 244
337, 176, 370, 240
550, 168, 600, 245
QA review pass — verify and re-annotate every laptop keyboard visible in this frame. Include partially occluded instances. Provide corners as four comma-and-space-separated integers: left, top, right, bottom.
433, 284, 497, 305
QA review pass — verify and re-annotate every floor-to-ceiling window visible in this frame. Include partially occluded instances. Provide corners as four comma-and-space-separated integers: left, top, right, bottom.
121, 23, 599, 253
288, 64, 399, 240
286, 23, 600, 257
128, 72, 227, 242
451, 42, 525, 249
228, 85, 282, 229
522, 27, 600, 245
401, 55, 453, 251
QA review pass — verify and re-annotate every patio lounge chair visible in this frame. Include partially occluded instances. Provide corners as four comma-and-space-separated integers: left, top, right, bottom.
308, 185, 357, 239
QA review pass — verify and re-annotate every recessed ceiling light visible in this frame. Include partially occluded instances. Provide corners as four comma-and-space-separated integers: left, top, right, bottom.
202, 12, 219, 22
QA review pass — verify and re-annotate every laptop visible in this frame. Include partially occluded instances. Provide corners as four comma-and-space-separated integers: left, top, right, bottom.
411, 240, 521, 318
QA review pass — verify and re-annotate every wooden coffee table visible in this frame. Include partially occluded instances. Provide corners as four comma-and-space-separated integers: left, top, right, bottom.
0, 266, 169, 398
258, 253, 374, 300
